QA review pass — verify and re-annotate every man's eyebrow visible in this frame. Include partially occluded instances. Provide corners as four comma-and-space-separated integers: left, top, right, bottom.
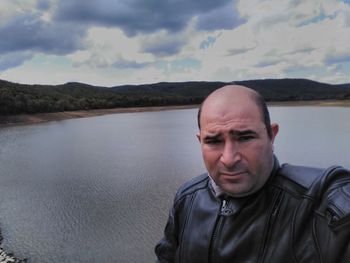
229, 130, 258, 136
203, 130, 259, 139
203, 133, 221, 140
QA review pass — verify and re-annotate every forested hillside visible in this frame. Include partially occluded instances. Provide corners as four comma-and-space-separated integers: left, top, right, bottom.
1, 78, 350, 115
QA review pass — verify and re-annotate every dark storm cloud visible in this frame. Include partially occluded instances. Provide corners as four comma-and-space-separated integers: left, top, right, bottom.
1, 0, 242, 70
0, 14, 86, 55
36, 0, 51, 11
0, 53, 33, 71
196, 2, 246, 31
55, 0, 238, 36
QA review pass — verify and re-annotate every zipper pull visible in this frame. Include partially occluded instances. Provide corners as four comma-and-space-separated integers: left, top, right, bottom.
221, 199, 227, 213
220, 198, 233, 216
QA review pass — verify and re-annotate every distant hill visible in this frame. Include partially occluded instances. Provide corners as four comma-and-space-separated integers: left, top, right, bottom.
112, 79, 350, 101
1, 78, 350, 115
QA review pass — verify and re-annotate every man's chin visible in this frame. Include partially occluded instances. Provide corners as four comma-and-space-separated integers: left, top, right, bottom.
220, 183, 254, 198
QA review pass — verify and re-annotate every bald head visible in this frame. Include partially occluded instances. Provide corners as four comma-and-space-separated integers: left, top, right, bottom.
197, 85, 272, 138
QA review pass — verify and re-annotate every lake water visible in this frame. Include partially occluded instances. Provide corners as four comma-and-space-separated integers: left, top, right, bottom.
0, 106, 349, 262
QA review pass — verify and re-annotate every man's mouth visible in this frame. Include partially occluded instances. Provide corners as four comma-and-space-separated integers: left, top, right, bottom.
220, 171, 247, 177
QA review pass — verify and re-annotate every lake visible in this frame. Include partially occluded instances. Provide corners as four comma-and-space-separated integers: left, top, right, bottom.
0, 106, 349, 262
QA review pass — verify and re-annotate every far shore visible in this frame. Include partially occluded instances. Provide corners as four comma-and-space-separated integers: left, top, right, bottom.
1, 100, 350, 127
0, 105, 198, 127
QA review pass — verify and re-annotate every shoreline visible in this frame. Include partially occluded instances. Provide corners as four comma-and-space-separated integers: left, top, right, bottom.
267, 99, 350, 107
0, 105, 198, 127
1, 100, 350, 128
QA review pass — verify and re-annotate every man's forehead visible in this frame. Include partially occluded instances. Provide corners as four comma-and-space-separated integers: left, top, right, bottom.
201, 119, 264, 134
201, 102, 262, 125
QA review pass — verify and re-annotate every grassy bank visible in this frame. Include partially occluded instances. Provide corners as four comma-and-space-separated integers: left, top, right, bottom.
0, 105, 198, 127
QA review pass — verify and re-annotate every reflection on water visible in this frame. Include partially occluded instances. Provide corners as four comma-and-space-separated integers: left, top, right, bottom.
0, 107, 349, 262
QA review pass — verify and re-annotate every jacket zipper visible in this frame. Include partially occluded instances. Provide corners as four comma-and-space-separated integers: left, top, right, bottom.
257, 190, 283, 262
209, 198, 228, 263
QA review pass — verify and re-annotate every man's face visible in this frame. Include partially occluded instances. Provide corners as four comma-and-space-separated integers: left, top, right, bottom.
197, 92, 278, 197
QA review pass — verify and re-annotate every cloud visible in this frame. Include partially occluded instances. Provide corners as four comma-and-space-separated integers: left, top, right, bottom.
0, 52, 33, 71
0, 1, 37, 26
199, 36, 217, 49
226, 47, 255, 56
253, 46, 315, 69
195, 2, 246, 31
286, 47, 315, 55
140, 31, 188, 57
0, 0, 243, 74
0, 2, 86, 68
36, 0, 51, 11
324, 51, 350, 64
255, 58, 281, 68
0, 14, 86, 55
112, 58, 151, 69
54, 0, 236, 36
69, 27, 153, 68
2, 0, 350, 86
155, 58, 201, 74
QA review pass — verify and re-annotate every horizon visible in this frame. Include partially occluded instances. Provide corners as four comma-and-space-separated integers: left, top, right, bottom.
1, 77, 350, 89
1, 0, 350, 86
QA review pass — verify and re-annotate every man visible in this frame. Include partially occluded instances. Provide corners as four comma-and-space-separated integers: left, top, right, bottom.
155, 85, 350, 263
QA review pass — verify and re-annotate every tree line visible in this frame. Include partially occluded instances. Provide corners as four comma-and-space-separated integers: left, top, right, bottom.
0, 80, 202, 115
1, 78, 350, 115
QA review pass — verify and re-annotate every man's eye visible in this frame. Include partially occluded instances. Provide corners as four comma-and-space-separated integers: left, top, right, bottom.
238, 136, 254, 142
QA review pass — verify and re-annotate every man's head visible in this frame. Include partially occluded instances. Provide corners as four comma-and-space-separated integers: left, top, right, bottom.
198, 87, 273, 138
196, 85, 279, 197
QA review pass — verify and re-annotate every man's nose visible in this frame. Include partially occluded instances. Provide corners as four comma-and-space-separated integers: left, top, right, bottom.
220, 141, 242, 168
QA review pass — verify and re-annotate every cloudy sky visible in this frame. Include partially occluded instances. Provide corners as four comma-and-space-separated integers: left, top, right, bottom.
1, 0, 350, 87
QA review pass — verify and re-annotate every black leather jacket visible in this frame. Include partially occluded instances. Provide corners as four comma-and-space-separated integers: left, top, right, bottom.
155, 160, 350, 263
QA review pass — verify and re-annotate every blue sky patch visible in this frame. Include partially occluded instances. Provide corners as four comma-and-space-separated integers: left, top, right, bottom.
297, 12, 335, 27
200, 36, 216, 49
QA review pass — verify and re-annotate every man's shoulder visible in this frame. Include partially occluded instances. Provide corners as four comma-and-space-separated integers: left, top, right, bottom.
175, 173, 210, 201
277, 163, 325, 189
277, 163, 350, 190
277, 163, 350, 232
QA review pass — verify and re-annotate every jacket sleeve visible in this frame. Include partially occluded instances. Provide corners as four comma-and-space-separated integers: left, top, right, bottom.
155, 197, 180, 263
315, 169, 350, 263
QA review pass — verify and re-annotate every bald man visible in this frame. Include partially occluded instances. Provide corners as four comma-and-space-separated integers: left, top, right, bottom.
155, 85, 350, 263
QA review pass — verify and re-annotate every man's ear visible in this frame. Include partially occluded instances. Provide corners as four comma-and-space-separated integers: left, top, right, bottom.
270, 123, 279, 143
196, 133, 201, 143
